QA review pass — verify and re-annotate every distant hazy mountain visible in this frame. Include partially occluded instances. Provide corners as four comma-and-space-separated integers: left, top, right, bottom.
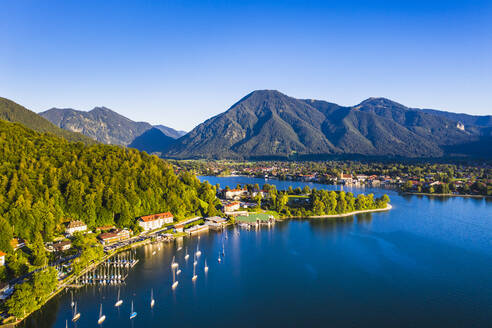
154, 125, 186, 139
128, 128, 176, 154
0, 97, 94, 144
40, 107, 184, 146
166, 90, 492, 159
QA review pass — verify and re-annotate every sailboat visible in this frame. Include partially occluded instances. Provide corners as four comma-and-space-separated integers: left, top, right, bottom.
218, 251, 222, 263
193, 253, 198, 266
72, 302, 81, 322
70, 291, 74, 308
98, 304, 106, 324
204, 259, 209, 273
150, 289, 155, 308
171, 256, 179, 269
195, 237, 202, 258
130, 301, 137, 319
184, 247, 190, 261
172, 267, 179, 289
115, 288, 123, 307
192, 260, 197, 281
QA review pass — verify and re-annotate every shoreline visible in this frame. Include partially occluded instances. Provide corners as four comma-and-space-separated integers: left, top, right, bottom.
1, 205, 392, 326
1, 234, 168, 327
282, 203, 392, 219
402, 192, 491, 199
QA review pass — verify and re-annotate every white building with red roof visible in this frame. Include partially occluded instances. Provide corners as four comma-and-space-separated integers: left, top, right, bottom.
138, 212, 174, 231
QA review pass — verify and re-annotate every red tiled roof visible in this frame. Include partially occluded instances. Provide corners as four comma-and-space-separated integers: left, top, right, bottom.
139, 212, 173, 222
96, 225, 115, 231
98, 229, 129, 240
98, 232, 118, 240
0, 251, 6, 257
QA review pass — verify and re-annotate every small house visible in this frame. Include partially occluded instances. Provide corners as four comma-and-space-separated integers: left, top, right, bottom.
174, 223, 185, 233
0, 251, 6, 266
205, 216, 228, 230
53, 240, 72, 252
223, 201, 240, 212
10, 238, 25, 250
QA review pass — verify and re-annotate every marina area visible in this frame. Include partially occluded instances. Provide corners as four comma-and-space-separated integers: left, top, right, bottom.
19, 177, 492, 328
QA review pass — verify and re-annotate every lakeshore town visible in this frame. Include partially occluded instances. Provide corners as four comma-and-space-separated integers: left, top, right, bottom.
173, 160, 492, 196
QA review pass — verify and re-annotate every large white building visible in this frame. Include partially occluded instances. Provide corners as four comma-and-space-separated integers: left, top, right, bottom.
138, 212, 174, 231
65, 220, 87, 235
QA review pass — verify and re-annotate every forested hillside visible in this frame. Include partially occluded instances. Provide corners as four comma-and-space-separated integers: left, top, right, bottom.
0, 97, 94, 144
0, 119, 220, 249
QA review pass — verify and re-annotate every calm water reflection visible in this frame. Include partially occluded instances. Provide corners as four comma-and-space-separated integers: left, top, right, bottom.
22, 176, 492, 328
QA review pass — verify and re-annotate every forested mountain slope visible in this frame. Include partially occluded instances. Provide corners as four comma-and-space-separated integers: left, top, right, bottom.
166, 90, 491, 159
0, 119, 220, 249
0, 97, 94, 144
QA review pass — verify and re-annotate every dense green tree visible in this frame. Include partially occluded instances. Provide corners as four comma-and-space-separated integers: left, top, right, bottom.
0, 216, 13, 252
6, 283, 36, 318
31, 232, 47, 267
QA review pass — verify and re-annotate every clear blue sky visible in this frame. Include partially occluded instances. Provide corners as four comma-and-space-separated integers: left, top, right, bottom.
1, 0, 491, 131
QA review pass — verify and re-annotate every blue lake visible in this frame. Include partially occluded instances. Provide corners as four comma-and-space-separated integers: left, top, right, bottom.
23, 176, 492, 328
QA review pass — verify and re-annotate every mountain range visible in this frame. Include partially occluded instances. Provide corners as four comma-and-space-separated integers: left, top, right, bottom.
40, 106, 186, 146
166, 90, 492, 159
2, 91, 491, 159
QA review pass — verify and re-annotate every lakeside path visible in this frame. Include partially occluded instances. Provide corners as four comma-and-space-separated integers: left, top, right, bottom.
288, 203, 392, 219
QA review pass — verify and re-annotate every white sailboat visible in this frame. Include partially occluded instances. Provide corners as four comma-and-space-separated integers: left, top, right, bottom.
70, 291, 74, 308
177, 269, 181, 275
150, 289, 155, 308
192, 258, 198, 281
218, 251, 222, 263
172, 267, 179, 289
72, 302, 81, 322
97, 304, 106, 324
171, 256, 179, 269
115, 288, 123, 307
130, 301, 137, 319
204, 259, 209, 273
184, 247, 190, 261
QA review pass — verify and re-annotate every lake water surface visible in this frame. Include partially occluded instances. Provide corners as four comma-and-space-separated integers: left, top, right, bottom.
23, 176, 492, 328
